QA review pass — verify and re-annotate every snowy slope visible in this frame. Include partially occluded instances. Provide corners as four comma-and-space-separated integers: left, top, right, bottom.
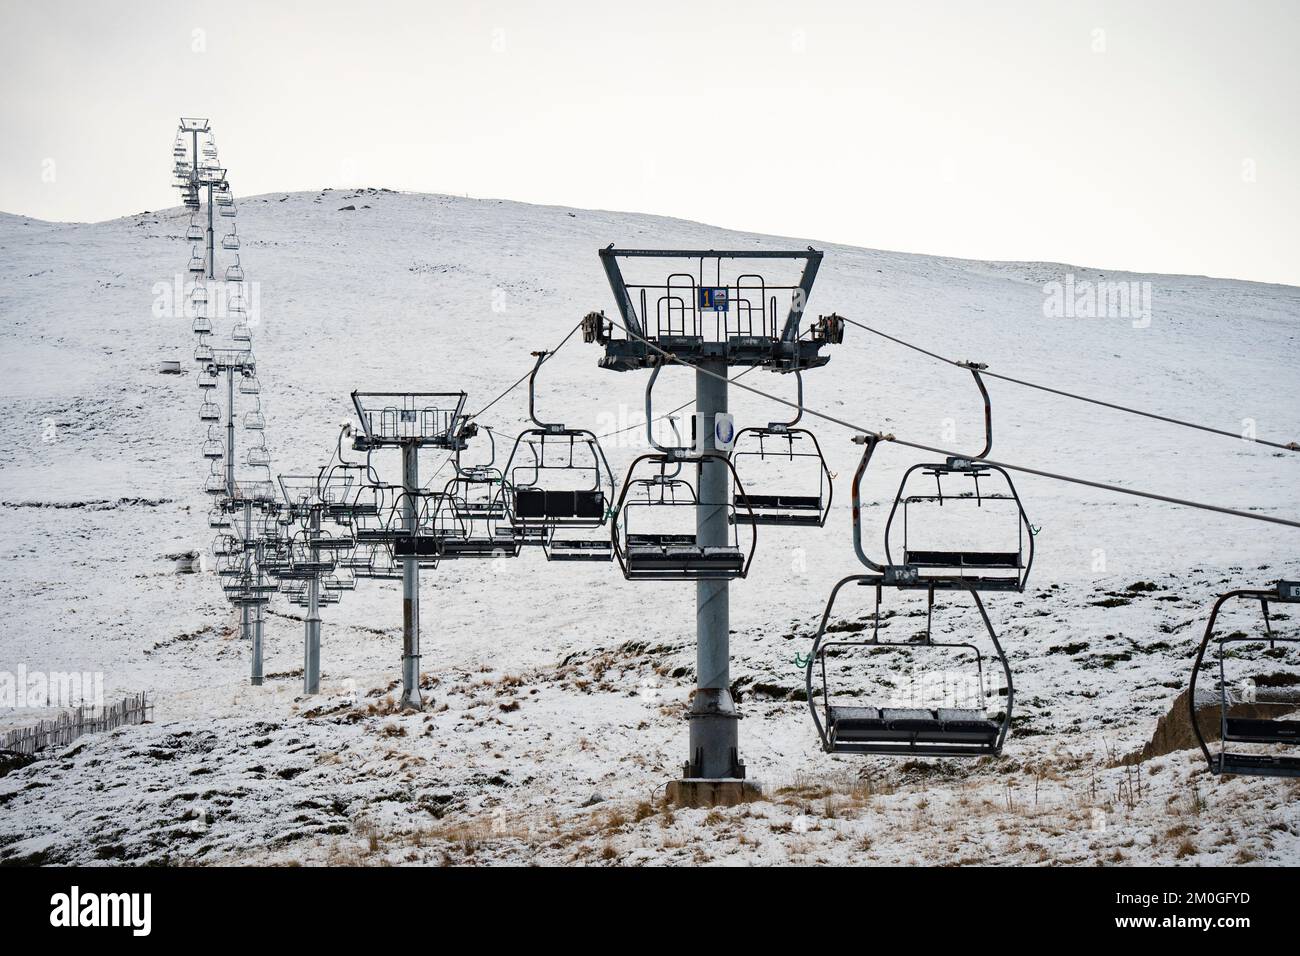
0, 190, 1298, 866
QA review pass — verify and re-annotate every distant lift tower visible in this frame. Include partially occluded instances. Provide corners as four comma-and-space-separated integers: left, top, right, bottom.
174, 116, 209, 211
351, 392, 470, 709
586, 247, 843, 803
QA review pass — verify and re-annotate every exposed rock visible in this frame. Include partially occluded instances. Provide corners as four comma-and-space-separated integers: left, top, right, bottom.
0, 749, 36, 778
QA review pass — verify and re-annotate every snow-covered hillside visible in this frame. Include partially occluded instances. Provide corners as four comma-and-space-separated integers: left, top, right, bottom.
0, 190, 1298, 866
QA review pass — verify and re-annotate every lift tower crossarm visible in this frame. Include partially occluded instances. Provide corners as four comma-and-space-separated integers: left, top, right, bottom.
598, 246, 821, 344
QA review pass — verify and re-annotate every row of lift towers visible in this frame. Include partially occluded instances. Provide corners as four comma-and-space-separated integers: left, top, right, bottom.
173, 118, 1299, 796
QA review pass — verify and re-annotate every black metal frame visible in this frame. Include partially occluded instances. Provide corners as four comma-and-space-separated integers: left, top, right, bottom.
1188, 581, 1300, 778
850, 367, 1035, 593
501, 351, 616, 562
350, 391, 469, 449
728, 371, 834, 527
611, 451, 757, 581
805, 576, 1013, 756
592, 246, 837, 371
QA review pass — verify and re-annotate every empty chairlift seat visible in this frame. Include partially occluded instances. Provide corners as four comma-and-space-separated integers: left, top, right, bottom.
885, 458, 1035, 592
613, 452, 756, 582
729, 399, 833, 527
544, 537, 613, 562
623, 533, 745, 579
733, 491, 824, 525
828, 706, 1002, 754
513, 488, 606, 522
1189, 581, 1300, 779
903, 549, 1023, 570
1223, 716, 1300, 745
805, 576, 1014, 758
438, 530, 520, 559
1212, 752, 1300, 777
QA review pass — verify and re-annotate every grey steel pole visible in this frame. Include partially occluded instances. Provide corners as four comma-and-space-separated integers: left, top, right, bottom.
225, 369, 235, 496
304, 506, 321, 694
205, 183, 215, 280
251, 537, 264, 686
240, 499, 251, 654
399, 442, 422, 709
687, 356, 740, 779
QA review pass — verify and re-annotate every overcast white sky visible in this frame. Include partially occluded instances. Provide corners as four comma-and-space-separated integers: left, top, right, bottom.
1, 0, 1297, 284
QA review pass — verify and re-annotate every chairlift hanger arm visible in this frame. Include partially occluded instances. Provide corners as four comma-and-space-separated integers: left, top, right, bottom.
527, 350, 563, 431
770, 369, 804, 430
849, 434, 888, 573
957, 362, 993, 460
645, 359, 689, 456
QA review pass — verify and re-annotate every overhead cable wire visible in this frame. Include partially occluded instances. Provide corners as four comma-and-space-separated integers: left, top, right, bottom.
839, 316, 1300, 453
422, 318, 587, 491
469, 318, 584, 421
601, 316, 1300, 531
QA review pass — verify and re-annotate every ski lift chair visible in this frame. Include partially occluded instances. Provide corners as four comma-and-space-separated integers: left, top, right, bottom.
215, 555, 242, 578
318, 458, 384, 530
211, 534, 241, 558
225, 258, 244, 283
197, 366, 217, 389
281, 533, 336, 580
244, 406, 265, 431
1189, 581, 1300, 778
347, 484, 395, 542
222, 230, 240, 251
730, 371, 833, 527
611, 362, 756, 580
801, 396, 1022, 758
502, 350, 616, 562
805, 576, 1012, 756
188, 248, 205, 274
186, 219, 204, 242
201, 434, 224, 460
613, 452, 756, 580
446, 465, 508, 522
194, 339, 214, 364
324, 569, 357, 593
351, 542, 403, 580
193, 314, 212, 335
244, 442, 271, 468
199, 400, 221, 423
386, 490, 449, 566
204, 472, 227, 496
208, 507, 232, 530
431, 487, 521, 560
882, 364, 1034, 592
232, 322, 251, 342
238, 372, 260, 395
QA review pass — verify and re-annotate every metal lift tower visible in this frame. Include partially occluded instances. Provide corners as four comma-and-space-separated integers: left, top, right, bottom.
587, 247, 843, 804
351, 392, 470, 709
